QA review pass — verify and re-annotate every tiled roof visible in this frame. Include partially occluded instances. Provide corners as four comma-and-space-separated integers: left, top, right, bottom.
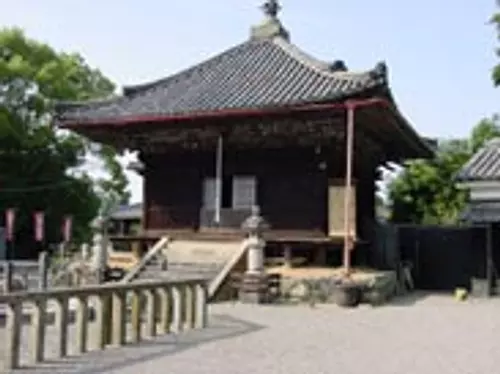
456, 138, 500, 182
110, 203, 142, 220
55, 36, 388, 124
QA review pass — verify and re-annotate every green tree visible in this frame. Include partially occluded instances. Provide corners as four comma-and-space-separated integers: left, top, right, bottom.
0, 27, 129, 256
388, 117, 500, 224
492, 2, 500, 86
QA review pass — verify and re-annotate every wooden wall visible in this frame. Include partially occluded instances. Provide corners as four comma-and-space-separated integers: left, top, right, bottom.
142, 145, 377, 239
143, 151, 201, 230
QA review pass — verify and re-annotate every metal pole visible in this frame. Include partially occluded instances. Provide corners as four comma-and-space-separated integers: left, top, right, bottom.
343, 103, 355, 275
214, 134, 223, 224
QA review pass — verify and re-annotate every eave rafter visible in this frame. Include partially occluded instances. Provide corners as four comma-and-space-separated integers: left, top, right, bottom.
65, 103, 419, 165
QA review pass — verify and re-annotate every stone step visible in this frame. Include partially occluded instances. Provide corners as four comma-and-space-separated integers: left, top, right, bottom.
138, 268, 219, 281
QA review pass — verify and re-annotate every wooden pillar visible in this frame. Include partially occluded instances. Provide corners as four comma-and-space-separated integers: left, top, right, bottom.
343, 103, 355, 275
132, 240, 141, 260
283, 245, 292, 268
314, 246, 327, 266
214, 134, 223, 224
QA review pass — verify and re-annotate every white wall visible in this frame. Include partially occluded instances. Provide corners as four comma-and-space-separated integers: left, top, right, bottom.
458, 180, 500, 201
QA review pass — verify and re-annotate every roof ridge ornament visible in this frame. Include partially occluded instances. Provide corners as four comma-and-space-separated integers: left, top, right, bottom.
262, 0, 281, 18
251, 0, 290, 41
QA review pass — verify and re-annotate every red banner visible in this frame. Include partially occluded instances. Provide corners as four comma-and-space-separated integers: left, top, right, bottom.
5, 209, 15, 242
34, 211, 45, 242
62, 215, 72, 243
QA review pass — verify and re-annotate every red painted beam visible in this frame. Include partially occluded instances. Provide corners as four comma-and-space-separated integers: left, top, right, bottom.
60, 98, 388, 128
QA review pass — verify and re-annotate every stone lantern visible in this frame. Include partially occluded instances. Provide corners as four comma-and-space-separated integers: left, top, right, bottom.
239, 206, 270, 303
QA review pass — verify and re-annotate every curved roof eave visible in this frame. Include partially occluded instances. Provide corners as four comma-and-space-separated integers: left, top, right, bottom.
380, 89, 434, 159
54, 36, 387, 124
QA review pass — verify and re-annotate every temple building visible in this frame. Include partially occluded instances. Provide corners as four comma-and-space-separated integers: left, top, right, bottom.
55, 1, 432, 267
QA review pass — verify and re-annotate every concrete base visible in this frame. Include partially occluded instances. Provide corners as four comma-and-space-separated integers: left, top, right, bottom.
238, 273, 269, 304
239, 289, 268, 304
470, 278, 493, 298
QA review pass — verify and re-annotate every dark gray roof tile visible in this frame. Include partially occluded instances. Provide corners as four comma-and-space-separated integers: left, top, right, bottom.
55, 37, 386, 123
457, 138, 500, 182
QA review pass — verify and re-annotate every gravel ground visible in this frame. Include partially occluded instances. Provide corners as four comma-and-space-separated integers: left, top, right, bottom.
2, 292, 500, 374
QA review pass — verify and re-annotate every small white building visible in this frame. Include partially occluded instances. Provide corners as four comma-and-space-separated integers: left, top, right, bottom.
456, 138, 500, 296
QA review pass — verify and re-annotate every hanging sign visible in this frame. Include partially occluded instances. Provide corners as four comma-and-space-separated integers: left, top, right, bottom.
34, 211, 45, 242
62, 215, 73, 243
5, 209, 15, 242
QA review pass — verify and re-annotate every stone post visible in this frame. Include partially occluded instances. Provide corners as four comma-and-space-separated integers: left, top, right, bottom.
91, 217, 109, 284
94, 217, 112, 345
81, 243, 90, 261
38, 251, 49, 290
59, 242, 66, 261
239, 206, 270, 304
195, 283, 208, 328
3, 261, 13, 293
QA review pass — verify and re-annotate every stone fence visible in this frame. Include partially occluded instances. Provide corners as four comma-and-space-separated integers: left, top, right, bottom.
0, 260, 40, 292
0, 277, 208, 370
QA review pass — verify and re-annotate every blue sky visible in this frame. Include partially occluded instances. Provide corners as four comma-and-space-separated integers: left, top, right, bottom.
1, 0, 499, 202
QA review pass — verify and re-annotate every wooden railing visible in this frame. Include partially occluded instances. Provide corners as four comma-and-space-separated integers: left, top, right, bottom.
121, 236, 169, 283
199, 208, 253, 229
0, 278, 208, 370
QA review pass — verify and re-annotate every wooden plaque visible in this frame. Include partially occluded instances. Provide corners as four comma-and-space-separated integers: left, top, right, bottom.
328, 182, 356, 238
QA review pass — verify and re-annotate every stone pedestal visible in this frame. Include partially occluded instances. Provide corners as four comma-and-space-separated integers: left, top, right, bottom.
238, 273, 269, 304
239, 206, 270, 304
333, 282, 362, 308
246, 236, 265, 273
239, 236, 268, 304
470, 277, 492, 298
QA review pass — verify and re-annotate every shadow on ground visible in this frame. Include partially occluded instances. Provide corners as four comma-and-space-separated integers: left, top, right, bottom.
13, 314, 264, 374
388, 290, 465, 306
